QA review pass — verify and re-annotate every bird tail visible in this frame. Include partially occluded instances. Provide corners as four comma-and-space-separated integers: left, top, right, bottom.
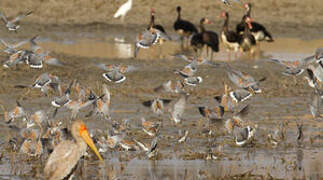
264, 30, 274, 42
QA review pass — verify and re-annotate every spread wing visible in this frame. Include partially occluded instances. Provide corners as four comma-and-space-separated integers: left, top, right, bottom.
171, 95, 187, 120
12, 11, 32, 23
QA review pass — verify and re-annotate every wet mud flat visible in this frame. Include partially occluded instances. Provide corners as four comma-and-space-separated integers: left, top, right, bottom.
0, 27, 322, 179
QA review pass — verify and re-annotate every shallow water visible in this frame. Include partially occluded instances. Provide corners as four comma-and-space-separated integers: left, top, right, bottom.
0, 32, 322, 179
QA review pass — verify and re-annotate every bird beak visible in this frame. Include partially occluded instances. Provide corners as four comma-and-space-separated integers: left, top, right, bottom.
80, 127, 104, 162
247, 21, 252, 29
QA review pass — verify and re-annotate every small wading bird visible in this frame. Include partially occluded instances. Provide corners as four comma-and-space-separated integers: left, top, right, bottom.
142, 98, 172, 115
97, 64, 136, 83
225, 105, 249, 134
113, 0, 133, 23
86, 84, 111, 120
14, 73, 61, 96
268, 55, 315, 85
169, 93, 189, 124
0, 101, 27, 124
153, 80, 185, 94
134, 26, 170, 58
225, 63, 265, 94
234, 125, 256, 146
44, 120, 103, 180
221, 0, 240, 5
0, 11, 32, 31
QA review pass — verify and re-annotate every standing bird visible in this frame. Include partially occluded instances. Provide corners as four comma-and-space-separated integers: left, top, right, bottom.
0, 11, 32, 31
44, 120, 103, 180
149, 9, 167, 35
234, 125, 256, 146
191, 18, 219, 60
214, 83, 236, 112
173, 6, 198, 49
220, 12, 239, 61
113, 0, 133, 23
87, 84, 111, 120
238, 16, 256, 56
236, 3, 273, 42
141, 117, 160, 137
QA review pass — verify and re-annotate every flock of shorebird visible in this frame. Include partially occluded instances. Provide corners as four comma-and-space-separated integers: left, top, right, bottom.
0, 1, 323, 179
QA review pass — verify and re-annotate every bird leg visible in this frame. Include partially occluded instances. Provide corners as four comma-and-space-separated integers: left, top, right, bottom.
121, 16, 125, 24
234, 51, 239, 60
210, 52, 214, 61
180, 36, 184, 50
158, 45, 162, 59
227, 51, 231, 61
185, 37, 190, 49
293, 76, 298, 86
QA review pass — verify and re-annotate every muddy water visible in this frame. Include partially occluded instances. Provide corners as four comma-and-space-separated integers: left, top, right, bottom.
0, 34, 322, 179
32, 37, 323, 60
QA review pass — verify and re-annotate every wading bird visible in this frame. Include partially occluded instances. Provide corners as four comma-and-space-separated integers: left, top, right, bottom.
44, 120, 103, 180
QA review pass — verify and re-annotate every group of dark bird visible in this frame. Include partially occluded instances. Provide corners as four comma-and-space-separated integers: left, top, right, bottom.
135, 3, 274, 61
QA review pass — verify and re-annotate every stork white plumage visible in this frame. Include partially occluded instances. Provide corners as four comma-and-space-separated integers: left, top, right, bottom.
113, 0, 133, 23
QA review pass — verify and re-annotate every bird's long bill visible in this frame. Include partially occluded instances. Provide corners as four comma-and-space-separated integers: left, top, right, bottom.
80, 129, 104, 161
